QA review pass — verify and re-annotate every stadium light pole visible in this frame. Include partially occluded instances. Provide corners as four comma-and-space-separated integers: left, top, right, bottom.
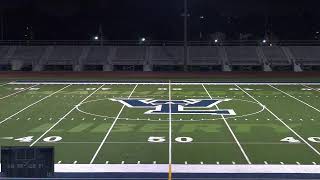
183, 0, 188, 71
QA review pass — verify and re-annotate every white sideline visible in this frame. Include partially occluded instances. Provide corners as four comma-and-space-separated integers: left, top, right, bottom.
202, 84, 251, 164
0, 85, 72, 125
0, 84, 39, 100
8, 82, 320, 85
236, 85, 320, 156
29, 84, 105, 147
270, 84, 320, 113
89, 84, 138, 164
1, 164, 320, 173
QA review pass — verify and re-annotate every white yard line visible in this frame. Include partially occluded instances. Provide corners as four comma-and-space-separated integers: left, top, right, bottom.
30, 84, 105, 147
236, 84, 320, 156
89, 84, 138, 164
0, 85, 72, 125
0, 84, 39, 100
168, 81, 173, 175
202, 84, 251, 164
9, 82, 320, 86
269, 85, 320, 113
2, 164, 320, 174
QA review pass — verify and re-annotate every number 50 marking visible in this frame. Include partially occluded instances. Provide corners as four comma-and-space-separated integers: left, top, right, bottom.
148, 136, 193, 143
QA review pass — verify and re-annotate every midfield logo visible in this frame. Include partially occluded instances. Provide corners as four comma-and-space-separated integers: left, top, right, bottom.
110, 99, 236, 115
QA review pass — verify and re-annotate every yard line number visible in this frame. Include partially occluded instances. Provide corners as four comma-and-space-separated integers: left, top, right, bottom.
281, 137, 320, 143
14, 136, 62, 143
148, 136, 193, 143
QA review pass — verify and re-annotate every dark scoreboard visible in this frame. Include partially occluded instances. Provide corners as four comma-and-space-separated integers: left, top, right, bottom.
1, 146, 54, 178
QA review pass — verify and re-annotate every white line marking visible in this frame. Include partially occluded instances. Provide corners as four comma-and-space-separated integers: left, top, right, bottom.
312, 162, 317, 165
236, 84, 320, 156
58, 161, 62, 164
202, 84, 251, 164
0, 84, 39, 100
89, 84, 138, 164
0, 85, 71, 125
264, 161, 268, 165
9, 82, 320, 85
269, 85, 320, 113
30, 84, 104, 147
168, 81, 172, 167
105, 161, 109, 164
73, 161, 78, 164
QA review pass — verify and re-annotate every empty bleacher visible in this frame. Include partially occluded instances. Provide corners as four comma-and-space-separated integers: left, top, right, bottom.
261, 46, 291, 65
45, 46, 83, 65
150, 46, 183, 65
288, 46, 320, 65
112, 46, 145, 65
225, 46, 261, 65
85, 46, 110, 65
0, 43, 319, 71
189, 46, 221, 65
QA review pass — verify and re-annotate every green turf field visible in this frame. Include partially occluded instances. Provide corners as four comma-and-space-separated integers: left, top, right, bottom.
0, 81, 320, 168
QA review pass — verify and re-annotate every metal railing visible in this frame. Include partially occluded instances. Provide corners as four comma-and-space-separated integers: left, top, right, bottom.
0, 40, 320, 46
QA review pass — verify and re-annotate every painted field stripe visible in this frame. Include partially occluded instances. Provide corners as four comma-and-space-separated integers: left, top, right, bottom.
236, 85, 320, 156
269, 85, 320, 113
168, 81, 172, 180
303, 85, 320, 92
202, 84, 251, 164
30, 84, 105, 147
0, 84, 39, 100
0, 85, 72, 125
89, 84, 138, 164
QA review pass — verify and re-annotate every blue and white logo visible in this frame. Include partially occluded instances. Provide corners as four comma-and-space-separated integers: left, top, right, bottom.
110, 99, 236, 115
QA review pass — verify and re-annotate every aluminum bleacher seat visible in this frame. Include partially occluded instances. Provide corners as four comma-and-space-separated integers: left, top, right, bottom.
46, 46, 83, 65
189, 46, 221, 65
112, 46, 145, 65
150, 46, 183, 65
85, 46, 110, 65
261, 46, 291, 65
10, 46, 46, 64
0, 46, 11, 64
225, 46, 261, 65
289, 46, 320, 65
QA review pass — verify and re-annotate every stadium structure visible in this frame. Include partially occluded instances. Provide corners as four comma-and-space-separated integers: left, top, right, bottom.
0, 40, 319, 72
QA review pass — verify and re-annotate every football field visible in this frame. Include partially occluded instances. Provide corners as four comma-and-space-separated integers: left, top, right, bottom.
0, 81, 320, 174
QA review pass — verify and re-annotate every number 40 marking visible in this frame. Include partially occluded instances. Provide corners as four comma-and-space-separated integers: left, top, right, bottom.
281, 137, 320, 143
14, 136, 62, 143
